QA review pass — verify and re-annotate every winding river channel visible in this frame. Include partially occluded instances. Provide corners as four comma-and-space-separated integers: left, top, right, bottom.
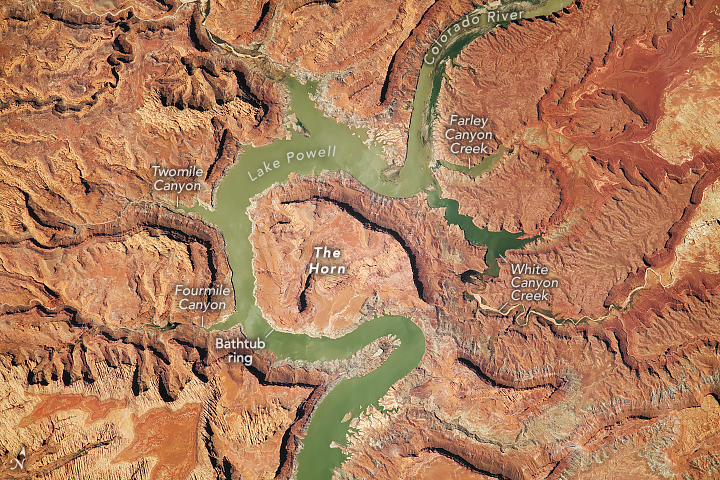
190, 0, 572, 477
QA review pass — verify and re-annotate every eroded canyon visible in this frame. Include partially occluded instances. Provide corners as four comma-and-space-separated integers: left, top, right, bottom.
1, 0, 720, 478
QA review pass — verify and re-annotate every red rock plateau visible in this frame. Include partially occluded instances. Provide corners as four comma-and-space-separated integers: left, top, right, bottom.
0, 0, 284, 215
203, 0, 481, 161
249, 178, 422, 337
0, 314, 334, 479
3, 0, 720, 478
433, 0, 720, 320
436, 147, 562, 235
0, 0, 294, 330
335, 0, 720, 479
0, 0, 334, 478
249, 171, 489, 320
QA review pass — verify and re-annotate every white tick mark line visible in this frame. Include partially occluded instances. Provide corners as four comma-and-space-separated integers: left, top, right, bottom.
499, 253, 509, 263
265, 330, 274, 339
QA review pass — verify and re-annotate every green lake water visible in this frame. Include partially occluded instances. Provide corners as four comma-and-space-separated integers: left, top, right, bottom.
192, 78, 397, 341
295, 315, 425, 480
439, 146, 507, 177
187, 0, 574, 477
426, 181, 538, 277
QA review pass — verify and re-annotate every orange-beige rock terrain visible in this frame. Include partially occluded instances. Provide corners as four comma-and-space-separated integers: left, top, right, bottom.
0, 0, 324, 477
248, 176, 420, 337
336, 0, 720, 479
2, 0, 720, 478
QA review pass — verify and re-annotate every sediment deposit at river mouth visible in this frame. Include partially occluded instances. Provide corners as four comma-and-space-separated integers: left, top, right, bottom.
2, 0, 720, 478
340, 0, 720, 478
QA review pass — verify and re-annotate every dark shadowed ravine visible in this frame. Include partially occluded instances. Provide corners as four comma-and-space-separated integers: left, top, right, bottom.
189, 0, 572, 477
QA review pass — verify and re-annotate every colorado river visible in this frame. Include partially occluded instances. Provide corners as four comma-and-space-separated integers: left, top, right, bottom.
190, 0, 573, 477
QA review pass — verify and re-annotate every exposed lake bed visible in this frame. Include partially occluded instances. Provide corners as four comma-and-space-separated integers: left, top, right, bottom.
188, 1, 574, 477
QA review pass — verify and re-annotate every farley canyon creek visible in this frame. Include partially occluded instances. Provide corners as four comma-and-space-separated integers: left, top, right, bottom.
188, 0, 574, 477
